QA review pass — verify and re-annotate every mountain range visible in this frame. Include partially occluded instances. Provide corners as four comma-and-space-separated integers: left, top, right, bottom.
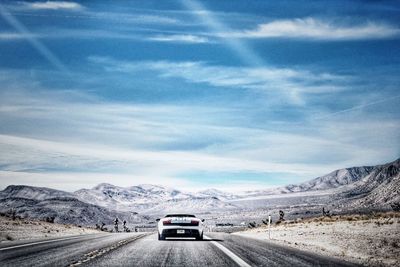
0, 158, 398, 225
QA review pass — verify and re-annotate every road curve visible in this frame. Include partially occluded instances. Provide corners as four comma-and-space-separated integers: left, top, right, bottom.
0, 232, 359, 267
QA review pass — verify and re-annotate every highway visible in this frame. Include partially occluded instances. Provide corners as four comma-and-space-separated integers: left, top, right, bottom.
0, 232, 359, 267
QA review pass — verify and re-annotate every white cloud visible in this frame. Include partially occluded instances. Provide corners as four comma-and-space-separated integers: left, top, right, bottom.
148, 34, 210, 43
0, 83, 399, 191
91, 57, 346, 105
226, 18, 400, 40
24, 1, 83, 10
0, 32, 37, 40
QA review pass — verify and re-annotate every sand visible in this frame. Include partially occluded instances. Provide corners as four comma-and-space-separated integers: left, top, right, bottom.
0, 215, 100, 242
235, 213, 400, 267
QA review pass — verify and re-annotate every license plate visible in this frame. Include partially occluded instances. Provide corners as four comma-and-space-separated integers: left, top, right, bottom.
177, 230, 185, 234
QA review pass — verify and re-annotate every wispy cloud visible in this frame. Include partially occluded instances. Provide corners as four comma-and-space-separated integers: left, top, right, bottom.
226, 17, 400, 40
23, 1, 83, 11
180, 0, 265, 66
0, 32, 37, 40
0, 75, 398, 191
91, 57, 346, 105
148, 34, 210, 43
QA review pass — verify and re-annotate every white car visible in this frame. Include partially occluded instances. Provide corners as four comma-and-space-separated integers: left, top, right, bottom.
157, 214, 204, 240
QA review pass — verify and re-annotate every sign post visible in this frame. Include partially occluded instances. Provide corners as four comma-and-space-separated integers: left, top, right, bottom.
268, 215, 271, 239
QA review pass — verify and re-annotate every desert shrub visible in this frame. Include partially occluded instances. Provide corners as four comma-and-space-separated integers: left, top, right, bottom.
248, 221, 257, 228
279, 210, 285, 221
7, 209, 17, 220
322, 207, 331, 217
6, 234, 14, 241
45, 216, 55, 223
390, 202, 400, 212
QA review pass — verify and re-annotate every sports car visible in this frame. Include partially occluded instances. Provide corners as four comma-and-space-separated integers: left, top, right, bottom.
157, 214, 204, 240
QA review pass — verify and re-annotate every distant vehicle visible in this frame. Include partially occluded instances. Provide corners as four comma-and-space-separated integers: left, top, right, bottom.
157, 214, 204, 240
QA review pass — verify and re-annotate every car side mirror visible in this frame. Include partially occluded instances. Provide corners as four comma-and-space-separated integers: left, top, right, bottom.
201, 219, 205, 222
156, 218, 160, 222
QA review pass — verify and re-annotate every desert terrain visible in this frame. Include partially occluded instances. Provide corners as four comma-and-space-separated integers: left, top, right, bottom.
236, 212, 400, 267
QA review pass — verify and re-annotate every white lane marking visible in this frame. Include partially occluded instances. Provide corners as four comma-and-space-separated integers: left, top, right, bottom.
204, 235, 252, 267
68, 234, 148, 267
0, 234, 102, 251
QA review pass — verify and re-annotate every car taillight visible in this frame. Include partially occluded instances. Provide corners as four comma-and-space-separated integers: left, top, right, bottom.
190, 220, 199, 226
163, 219, 172, 225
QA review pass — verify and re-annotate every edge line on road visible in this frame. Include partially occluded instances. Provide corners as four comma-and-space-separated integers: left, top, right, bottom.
0, 234, 102, 251
204, 235, 252, 267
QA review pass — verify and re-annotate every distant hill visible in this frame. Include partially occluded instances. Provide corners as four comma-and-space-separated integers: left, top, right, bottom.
234, 158, 400, 212
0, 185, 75, 201
1, 158, 398, 221
196, 188, 239, 201
74, 183, 238, 214
241, 159, 399, 198
0, 186, 145, 226
283, 166, 374, 192
338, 158, 400, 209
74, 183, 194, 210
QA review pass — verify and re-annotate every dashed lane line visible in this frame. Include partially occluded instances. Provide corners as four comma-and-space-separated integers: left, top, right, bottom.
67, 234, 148, 267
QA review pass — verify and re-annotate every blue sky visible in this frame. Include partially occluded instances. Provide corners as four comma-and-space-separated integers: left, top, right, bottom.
0, 0, 399, 192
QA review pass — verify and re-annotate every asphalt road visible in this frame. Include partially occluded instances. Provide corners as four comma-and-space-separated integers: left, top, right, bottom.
0, 232, 359, 267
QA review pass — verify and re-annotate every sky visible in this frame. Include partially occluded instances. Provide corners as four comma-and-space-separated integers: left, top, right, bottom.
0, 0, 399, 192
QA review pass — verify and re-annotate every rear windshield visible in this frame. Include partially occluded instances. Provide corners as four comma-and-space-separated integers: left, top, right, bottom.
165, 214, 196, 218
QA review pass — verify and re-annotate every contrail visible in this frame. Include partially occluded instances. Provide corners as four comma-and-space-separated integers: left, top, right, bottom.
0, 4, 69, 73
180, 0, 265, 67
312, 94, 400, 120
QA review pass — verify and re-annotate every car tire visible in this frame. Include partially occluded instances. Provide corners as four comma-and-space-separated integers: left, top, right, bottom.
196, 233, 203, 241
158, 233, 165, 240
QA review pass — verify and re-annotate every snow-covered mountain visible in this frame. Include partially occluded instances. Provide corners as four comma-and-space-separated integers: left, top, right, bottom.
234, 158, 400, 211
338, 158, 400, 209
74, 183, 238, 213
1, 158, 398, 223
0, 185, 146, 226
0, 197, 144, 226
143, 196, 239, 215
283, 166, 374, 193
0, 185, 74, 201
196, 189, 239, 201
75, 183, 197, 210
239, 163, 377, 198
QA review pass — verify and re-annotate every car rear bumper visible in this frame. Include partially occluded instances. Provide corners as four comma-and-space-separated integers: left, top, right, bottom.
161, 229, 200, 237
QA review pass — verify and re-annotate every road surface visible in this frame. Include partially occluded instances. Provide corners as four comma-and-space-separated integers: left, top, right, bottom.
0, 232, 359, 267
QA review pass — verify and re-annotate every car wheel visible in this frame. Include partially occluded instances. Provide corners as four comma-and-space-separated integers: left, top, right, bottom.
158, 233, 165, 240
196, 233, 203, 241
